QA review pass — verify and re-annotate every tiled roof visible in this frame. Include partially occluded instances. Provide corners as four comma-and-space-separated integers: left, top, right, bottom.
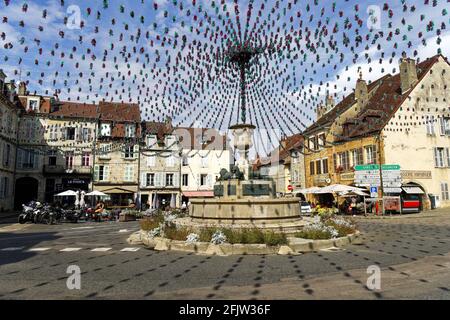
49, 101, 97, 119
339, 55, 444, 140
98, 101, 140, 122
175, 127, 229, 151
258, 133, 304, 167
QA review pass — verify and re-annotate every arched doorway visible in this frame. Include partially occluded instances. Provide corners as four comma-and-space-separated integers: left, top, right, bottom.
14, 177, 39, 209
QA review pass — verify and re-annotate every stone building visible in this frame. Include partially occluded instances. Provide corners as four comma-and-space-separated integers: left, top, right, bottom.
303, 54, 450, 209
0, 70, 20, 211
93, 102, 141, 207
257, 134, 305, 196
176, 127, 231, 204
139, 120, 181, 210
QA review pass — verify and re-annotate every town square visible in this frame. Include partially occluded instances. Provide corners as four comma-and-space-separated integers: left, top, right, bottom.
0, 0, 449, 305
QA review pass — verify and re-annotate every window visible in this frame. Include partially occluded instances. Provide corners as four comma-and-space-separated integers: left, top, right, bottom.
351, 148, 363, 166
201, 155, 208, 168
125, 124, 136, 138
439, 117, 450, 136
318, 133, 326, 148
146, 173, 155, 186
310, 161, 315, 175
99, 143, 112, 159
147, 135, 157, 147
165, 135, 176, 147
309, 136, 319, 151
322, 158, 329, 174
65, 127, 76, 140
100, 123, 111, 136
166, 173, 174, 186
441, 182, 449, 201
21, 149, 36, 169
124, 146, 134, 159
426, 115, 435, 135
95, 165, 109, 181
124, 165, 134, 182
365, 145, 377, 165
315, 159, 322, 175
0, 177, 8, 198
27, 98, 40, 111
48, 150, 57, 166
182, 156, 189, 166
65, 152, 74, 169
82, 128, 91, 141
182, 174, 189, 187
2, 143, 11, 167
434, 147, 448, 168
200, 174, 208, 186
82, 152, 90, 167
338, 151, 350, 171
25, 120, 35, 139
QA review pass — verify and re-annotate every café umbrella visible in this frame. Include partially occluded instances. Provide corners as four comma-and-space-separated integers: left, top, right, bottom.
55, 190, 78, 197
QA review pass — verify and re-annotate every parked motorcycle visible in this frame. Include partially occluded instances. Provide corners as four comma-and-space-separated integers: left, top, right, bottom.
18, 204, 34, 224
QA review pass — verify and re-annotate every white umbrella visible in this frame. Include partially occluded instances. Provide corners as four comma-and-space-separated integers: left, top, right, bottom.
316, 184, 363, 194
339, 189, 369, 197
80, 191, 86, 208
297, 186, 322, 194
152, 193, 157, 209
85, 190, 107, 197
170, 193, 176, 208
55, 190, 78, 197
75, 190, 80, 208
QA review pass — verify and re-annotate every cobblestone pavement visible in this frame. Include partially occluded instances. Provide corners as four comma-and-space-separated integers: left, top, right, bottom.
0, 210, 449, 299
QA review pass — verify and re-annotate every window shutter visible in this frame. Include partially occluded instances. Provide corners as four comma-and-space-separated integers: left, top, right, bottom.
440, 118, 445, 135
121, 146, 126, 159
93, 165, 99, 181
141, 172, 147, 187
446, 148, 450, 167
104, 166, 110, 181
33, 151, 39, 169
17, 149, 23, 169
434, 148, 439, 167
173, 172, 180, 188
2, 143, 6, 166
197, 174, 201, 187
133, 145, 139, 159
155, 172, 161, 187
0, 178, 3, 199
206, 174, 212, 188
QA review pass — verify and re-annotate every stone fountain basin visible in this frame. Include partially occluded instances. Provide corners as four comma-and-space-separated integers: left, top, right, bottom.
186, 197, 303, 233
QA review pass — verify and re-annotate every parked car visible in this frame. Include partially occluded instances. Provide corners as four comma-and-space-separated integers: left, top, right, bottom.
401, 194, 421, 213
300, 201, 312, 215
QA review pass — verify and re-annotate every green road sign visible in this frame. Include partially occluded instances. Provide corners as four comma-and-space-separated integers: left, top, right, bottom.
355, 164, 400, 171
355, 164, 380, 171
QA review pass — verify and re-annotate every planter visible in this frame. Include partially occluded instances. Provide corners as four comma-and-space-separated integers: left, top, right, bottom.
119, 213, 136, 222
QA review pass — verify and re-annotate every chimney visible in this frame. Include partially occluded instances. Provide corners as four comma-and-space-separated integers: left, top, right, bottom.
355, 73, 368, 108
399, 53, 418, 94
325, 95, 335, 112
18, 81, 27, 95
316, 104, 325, 120
5, 80, 16, 103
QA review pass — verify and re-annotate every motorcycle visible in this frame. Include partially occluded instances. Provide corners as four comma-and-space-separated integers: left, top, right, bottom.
18, 204, 34, 224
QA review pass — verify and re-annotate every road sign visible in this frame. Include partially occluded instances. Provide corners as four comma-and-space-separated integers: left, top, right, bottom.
354, 164, 402, 188
370, 186, 378, 198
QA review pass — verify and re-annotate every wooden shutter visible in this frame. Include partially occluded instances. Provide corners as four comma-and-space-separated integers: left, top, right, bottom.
93, 165, 99, 181
446, 148, 450, 167
104, 166, 110, 181
133, 144, 139, 159
434, 148, 439, 167
173, 172, 180, 188
141, 172, 147, 188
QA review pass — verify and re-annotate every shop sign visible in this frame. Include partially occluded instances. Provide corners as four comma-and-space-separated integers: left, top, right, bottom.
401, 170, 432, 179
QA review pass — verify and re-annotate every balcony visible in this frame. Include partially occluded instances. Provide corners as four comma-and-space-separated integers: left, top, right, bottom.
43, 165, 92, 175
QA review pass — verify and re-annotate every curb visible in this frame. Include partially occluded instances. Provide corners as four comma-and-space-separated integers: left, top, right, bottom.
133, 230, 361, 256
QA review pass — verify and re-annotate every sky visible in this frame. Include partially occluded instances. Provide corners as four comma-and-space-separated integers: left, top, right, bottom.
0, 0, 449, 153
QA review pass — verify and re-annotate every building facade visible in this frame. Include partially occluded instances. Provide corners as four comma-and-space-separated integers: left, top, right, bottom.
139, 120, 181, 210
304, 54, 450, 209
0, 71, 20, 211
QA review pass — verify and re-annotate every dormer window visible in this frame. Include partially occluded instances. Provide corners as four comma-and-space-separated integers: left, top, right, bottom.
125, 123, 136, 138
147, 134, 157, 147
100, 123, 111, 137
165, 135, 176, 147
27, 98, 40, 112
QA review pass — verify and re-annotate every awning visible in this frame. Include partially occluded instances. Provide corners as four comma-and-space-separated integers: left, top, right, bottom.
183, 191, 214, 198
384, 187, 403, 194
101, 187, 135, 194
402, 187, 425, 194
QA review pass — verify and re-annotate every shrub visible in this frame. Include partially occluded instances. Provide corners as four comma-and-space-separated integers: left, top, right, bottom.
295, 221, 339, 240
199, 228, 217, 242
323, 217, 357, 237
263, 231, 288, 246
164, 225, 192, 241
211, 231, 227, 244
139, 213, 165, 231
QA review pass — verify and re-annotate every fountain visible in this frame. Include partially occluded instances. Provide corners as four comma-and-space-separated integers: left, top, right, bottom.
176, 45, 304, 234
